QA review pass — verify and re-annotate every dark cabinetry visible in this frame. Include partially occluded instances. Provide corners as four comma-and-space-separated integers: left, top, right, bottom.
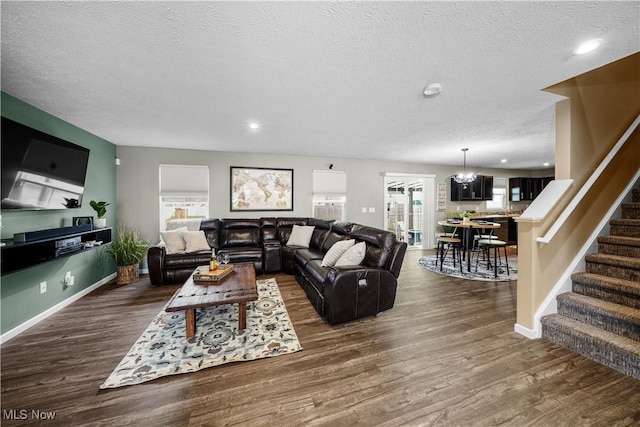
450, 175, 494, 201
509, 176, 554, 201
1, 227, 112, 275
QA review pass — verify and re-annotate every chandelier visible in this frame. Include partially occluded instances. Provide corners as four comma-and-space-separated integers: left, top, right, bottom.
452, 148, 476, 187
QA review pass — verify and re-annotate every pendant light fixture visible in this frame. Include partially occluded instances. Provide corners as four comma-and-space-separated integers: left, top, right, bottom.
453, 148, 476, 188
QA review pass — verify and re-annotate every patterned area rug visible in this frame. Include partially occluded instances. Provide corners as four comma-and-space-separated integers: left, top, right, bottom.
418, 253, 517, 282
100, 278, 301, 389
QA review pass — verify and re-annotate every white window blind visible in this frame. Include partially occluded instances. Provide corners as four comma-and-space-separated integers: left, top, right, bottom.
159, 164, 209, 196
312, 170, 346, 194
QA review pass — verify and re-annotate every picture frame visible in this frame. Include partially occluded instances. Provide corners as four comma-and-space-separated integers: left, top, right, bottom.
230, 166, 294, 211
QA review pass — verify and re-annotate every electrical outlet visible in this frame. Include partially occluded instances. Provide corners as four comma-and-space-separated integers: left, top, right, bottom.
39, 281, 47, 294
64, 271, 73, 286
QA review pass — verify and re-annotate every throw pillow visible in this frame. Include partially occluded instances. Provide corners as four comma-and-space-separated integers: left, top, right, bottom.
335, 241, 366, 266
321, 239, 355, 267
182, 230, 211, 253
160, 227, 188, 255
286, 225, 315, 248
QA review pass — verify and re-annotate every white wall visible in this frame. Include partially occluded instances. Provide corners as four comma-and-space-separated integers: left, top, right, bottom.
116, 145, 547, 244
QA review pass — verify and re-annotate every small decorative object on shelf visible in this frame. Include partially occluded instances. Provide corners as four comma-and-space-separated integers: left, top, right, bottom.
90, 200, 110, 229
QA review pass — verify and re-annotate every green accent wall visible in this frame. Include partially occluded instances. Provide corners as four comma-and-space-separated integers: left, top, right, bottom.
1, 92, 117, 336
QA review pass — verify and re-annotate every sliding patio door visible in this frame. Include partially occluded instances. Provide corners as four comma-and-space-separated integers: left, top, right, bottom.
384, 174, 435, 249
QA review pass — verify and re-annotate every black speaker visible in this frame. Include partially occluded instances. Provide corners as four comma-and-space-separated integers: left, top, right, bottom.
73, 216, 93, 227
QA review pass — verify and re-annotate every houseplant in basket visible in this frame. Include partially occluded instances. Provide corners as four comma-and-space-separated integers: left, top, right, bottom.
90, 200, 110, 229
107, 224, 148, 285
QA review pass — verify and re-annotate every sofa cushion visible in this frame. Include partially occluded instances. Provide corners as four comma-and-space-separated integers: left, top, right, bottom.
260, 217, 277, 241
335, 241, 366, 266
286, 225, 315, 248
276, 217, 309, 245
200, 219, 220, 249
321, 239, 355, 267
219, 219, 261, 248
183, 231, 211, 253
321, 221, 353, 252
294, 248, 324, 268
164, 250, 210, 268
160, 227, 188, 255
350, 225, 396, 268
308, 218, 333, 250
219, 247, 263, 263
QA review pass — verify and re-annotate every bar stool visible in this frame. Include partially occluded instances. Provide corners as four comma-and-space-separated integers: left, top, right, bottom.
436, 237, 463, 273
475, 239, 509, 278
473, 225, 498, 249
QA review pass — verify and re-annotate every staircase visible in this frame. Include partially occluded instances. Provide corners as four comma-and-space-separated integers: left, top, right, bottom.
541, 188, 640, 380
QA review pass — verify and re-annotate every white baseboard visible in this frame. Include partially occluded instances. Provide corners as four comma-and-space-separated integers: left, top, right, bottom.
0, 273, 116, 345
514, 323, 540, 339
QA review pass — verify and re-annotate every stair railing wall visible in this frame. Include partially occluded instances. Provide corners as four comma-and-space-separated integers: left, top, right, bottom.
515, 132, 640, 339
513, 53, 640, 339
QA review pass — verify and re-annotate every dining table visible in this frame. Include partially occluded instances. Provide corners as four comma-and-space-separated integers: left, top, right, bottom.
437, 219, 501, 272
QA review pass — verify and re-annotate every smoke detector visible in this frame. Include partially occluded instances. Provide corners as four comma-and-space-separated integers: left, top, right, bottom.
423, 83, 442, 97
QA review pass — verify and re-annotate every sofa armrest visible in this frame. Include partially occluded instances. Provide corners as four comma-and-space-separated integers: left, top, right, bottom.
147, 245, 166, 286
263, 239, 281, 273
322, 266, 397, 324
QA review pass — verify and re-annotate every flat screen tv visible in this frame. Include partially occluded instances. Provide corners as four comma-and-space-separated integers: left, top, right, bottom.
1, 117, 90, 211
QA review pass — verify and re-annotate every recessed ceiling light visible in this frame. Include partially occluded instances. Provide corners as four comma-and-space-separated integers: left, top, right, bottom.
573, 39, 602, 55
501, 159, 507, 163
248, 122, 260, 130
543, 162, 550, 167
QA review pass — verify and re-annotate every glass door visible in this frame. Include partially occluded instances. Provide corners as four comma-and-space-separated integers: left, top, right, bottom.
385, 176, 431, 249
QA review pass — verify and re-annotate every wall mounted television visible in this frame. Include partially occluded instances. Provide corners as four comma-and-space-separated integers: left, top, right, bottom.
1, 117, 90, 211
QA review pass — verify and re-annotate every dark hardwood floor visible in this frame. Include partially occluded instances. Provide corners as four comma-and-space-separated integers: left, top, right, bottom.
2, 249, 639, 426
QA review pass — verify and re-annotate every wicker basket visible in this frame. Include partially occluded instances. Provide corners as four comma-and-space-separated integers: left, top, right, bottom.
117, 264, 139, 285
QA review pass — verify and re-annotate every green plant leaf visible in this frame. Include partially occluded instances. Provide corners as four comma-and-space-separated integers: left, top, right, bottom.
90, 200, 110, 218
107, 224, 148, 266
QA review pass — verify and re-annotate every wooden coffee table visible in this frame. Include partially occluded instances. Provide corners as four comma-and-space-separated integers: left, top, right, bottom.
165, 263, 258, 339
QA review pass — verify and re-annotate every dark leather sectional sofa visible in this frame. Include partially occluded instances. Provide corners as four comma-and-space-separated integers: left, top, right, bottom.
147, 217, 407, 324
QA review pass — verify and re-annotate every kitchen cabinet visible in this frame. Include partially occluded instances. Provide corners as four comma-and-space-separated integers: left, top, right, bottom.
450, 175, 493, 201
509, 176, 554, 201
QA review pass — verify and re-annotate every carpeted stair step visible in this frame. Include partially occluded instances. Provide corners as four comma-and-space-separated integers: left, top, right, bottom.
541, 314, 640, 380
572, 272, 640, 309
622, 202, 640, 219
585, 253, 640, 282
610, 218, 640, 238
597, 235, 640, 258
633, 188, 640, 203
556, 292, 640, 340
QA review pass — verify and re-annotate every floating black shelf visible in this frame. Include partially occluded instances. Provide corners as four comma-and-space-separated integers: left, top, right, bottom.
1, 227, 112, 275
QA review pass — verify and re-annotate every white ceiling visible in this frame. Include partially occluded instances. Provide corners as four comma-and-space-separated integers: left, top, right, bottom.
1, 1, 638, 170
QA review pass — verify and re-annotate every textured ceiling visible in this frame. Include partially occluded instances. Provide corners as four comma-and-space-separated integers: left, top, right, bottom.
1, 1, 638, 169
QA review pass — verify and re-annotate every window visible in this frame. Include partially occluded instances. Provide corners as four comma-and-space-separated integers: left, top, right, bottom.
312, 170, 346, 221
313, 195, 347, 221
159, 165, 209, 231
486, 177, 506, 210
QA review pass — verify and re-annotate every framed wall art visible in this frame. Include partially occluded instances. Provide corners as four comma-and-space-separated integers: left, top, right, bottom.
230, 166, 293, 211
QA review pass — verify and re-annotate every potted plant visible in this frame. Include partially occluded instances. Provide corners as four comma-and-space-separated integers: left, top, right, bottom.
90, 200, 110, 229
462, 211, 472, 223
107, 224, 147, 285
